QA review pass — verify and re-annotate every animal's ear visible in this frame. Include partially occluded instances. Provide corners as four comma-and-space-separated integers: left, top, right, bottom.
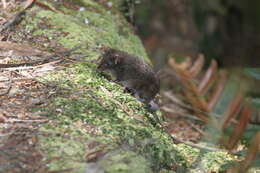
114, 54, 122, 64
100, 46, 109, 53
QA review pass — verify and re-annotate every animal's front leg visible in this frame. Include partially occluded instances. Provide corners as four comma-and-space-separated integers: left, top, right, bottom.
113, 79, 120, 83
147, 100, 159, 111
123, 87, 136, 96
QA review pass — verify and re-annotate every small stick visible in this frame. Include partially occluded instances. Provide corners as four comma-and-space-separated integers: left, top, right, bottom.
0, 11, 26, 32
170, 134, 228, 153
0, 77, 33, 82
0, 72, 12, 96
99, 86, 144, 123
2, 0, 7, 9
161, 106, 202, 122
0, 60, 61, 70
187, 121, 207, 136
0, 0, 36, 32
6, 119, 49, 123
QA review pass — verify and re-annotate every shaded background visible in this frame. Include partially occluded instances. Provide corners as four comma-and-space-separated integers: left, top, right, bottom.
121, 0, 260, 69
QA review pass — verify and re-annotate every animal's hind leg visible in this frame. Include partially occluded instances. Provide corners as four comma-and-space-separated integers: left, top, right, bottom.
133, 91, 147, 103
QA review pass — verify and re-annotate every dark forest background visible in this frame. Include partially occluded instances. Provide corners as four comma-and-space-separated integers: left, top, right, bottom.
122, 0, 260, 69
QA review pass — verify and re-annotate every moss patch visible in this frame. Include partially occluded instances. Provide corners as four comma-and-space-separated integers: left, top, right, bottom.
24, 0, 148, 63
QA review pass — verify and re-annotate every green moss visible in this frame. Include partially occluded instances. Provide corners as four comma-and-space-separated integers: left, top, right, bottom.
200, 152, 233, 171
85, 150, 152, 173
20, 0, 183, 171
188, 151, 233, 173
176, 144, 200, 166
37, 61, 186, 171
25, 0, 148, 62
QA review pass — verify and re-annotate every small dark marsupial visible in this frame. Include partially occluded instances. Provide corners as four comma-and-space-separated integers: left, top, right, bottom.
97, 48, 160, 111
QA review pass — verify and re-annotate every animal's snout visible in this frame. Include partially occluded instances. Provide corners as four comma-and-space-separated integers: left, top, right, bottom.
148, 100, 159, 112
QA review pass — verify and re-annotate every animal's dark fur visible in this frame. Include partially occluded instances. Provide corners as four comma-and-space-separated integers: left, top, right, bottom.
97, 48, 160, 110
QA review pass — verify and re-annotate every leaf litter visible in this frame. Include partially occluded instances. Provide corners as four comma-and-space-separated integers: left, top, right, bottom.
0, 1, 87, 172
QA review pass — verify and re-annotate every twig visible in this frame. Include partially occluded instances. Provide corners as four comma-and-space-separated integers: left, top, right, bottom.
163, 91, 225, 120
85, 144, 108, 162
0, 11, 26, 32
188, 121, 206, 136
23, 0, 36, 10
2, 0, 6, 9
0, 77, 34, 82
170, 134, 228, 153
163, 91, 206, 114
0, 60, 61, 70
99, 86, 144, 122
0, 44, 81, 69
161, 106, 202, 121
0, 58, 57, 68
87, 89, 115, 113
0, 0, 36, 32
35, 1, 56, 12
6, 119, 49, 123
0, 72, 12, 96
58, 45, 82, 57
47, 168, 75, 173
